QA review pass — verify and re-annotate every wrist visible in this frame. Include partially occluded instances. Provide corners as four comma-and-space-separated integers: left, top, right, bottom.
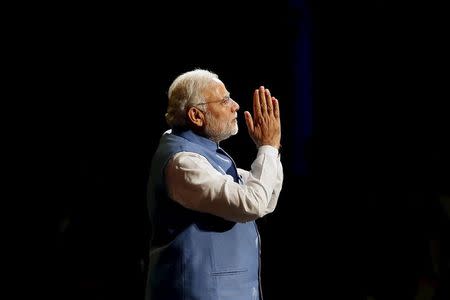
257, 145, 279, 158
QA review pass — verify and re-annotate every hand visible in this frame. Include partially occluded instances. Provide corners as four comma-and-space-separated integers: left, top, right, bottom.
244, 86, 281, 149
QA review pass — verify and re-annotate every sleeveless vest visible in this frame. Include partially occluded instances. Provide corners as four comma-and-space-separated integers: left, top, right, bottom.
145, 129, 261, 300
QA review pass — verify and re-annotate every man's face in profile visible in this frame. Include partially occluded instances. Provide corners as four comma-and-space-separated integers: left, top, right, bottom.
203, 79, 240, 142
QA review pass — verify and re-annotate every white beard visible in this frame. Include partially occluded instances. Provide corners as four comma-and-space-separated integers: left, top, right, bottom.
204, 111, 238, 143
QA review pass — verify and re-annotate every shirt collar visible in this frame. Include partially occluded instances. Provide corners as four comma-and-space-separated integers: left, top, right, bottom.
172, 128, 219, 151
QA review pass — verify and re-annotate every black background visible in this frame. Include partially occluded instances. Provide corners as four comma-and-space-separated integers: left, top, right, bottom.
20, 1, 449, 299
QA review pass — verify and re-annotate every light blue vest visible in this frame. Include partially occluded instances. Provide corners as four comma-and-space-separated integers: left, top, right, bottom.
145, 129, 261, 300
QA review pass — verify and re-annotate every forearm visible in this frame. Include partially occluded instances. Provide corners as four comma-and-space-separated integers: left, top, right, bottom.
166, 149, 282, 223
240, 146, 283, 214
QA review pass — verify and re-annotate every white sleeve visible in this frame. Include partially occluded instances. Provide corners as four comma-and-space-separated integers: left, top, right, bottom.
165, 146, 283, 223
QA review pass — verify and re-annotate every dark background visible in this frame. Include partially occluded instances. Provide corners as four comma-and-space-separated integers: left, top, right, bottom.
23, 0, 449, 299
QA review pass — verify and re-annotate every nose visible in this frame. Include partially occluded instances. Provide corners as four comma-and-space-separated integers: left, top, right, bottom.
231, 99, 239, 111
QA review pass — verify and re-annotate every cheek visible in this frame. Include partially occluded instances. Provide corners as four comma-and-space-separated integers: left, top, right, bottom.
222, 116, 233, 126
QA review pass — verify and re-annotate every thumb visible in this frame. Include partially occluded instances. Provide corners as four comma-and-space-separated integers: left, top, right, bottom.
244, 111, 254, 133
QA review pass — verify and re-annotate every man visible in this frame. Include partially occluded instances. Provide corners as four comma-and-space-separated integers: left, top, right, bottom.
145, 69, 283, 299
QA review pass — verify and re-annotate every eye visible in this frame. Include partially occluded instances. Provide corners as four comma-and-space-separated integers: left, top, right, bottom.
222, 96, 231, 105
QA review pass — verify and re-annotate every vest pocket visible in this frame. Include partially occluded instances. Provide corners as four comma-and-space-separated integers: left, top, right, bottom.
211, 269, 248, 276
209, 223, 258, 275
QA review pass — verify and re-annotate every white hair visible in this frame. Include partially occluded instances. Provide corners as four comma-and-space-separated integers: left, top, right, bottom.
165, 69, 219, 128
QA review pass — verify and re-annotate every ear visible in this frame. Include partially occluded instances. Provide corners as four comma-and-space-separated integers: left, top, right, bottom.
187, 107, 205, 127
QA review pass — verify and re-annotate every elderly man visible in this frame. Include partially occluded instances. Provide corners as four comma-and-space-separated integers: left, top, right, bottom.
145, 69, 283, 300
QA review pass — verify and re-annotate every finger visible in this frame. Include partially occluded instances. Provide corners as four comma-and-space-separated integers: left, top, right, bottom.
265, 89, 273, 115
259, 86, 267, 114
244, 111, 254, 133
272, 97, 280, 119
253, 89, 262, 119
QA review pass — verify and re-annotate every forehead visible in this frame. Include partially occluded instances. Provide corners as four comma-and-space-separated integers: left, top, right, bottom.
204, 79, 228, 98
